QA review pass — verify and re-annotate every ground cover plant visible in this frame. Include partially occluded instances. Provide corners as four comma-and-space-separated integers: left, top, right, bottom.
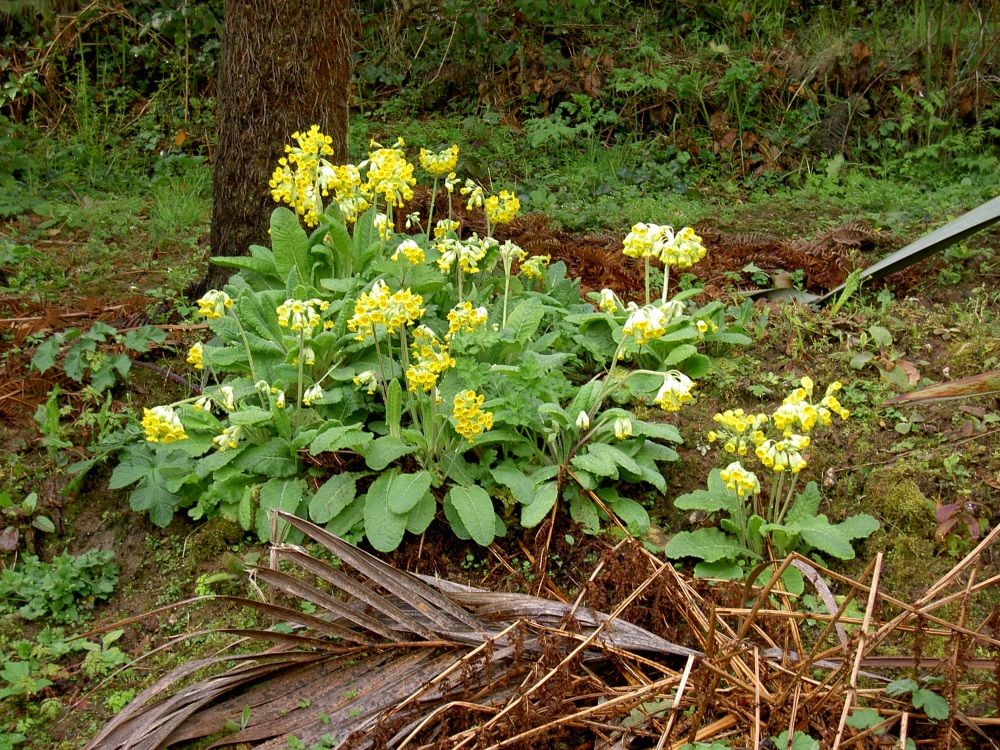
1, 2, 1000, 748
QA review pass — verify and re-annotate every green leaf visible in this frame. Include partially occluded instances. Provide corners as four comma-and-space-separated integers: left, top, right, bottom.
911, 688, 949, 721
673, 469, 736, 515
506, 298, 544, 344
491, 465, 536, 505
362, 436, 415, 471
204, 345, 249, 368
233, 439, 299, 477
211, 254, 277, 276
662, 343, 698, 367
703, 331, 752, 345
770, 731, 819, 750
386, 470, 433, 514
607, 496, 649, 536
256, 478, 304, 542
129, 477, 183, 528
30, 338, 59, 373
835, 513, 880, 541
571, 449, 617, 479
569, 494, 601, 532
448, 486, 496, 546
122, 325, 168, 352
31, 516, 55, 533
238, 489, 254, 530
768, 514, 859, 560
632, 420, 683, 443
886, 678, 919, 697
406, 491, 436, 535
364, 473, 409, 552
228, 407, 275, 426
521, 481, 558, 529
664, 527, 754, 563
270, 207, 310, 283
310, 423, 371, 454
194, 444, 245, 478
845, 708, 882, 730
786, 482, 822, 524
693, 559, 744, 580
682, 353, 712, 379
309, 473, 357, 524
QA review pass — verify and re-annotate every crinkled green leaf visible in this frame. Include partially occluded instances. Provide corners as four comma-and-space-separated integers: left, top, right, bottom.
521, 481, 558, 529
607, 496, 649, 536
309, 473, 357, 524
256, 477, 304, 543
491, 465, 536, 505
449, 485, 496, 546
386, 470, 433, 514
364, 473, 409, 552
270, 207, 310, 283
233, 439, 299, 477
664, 527, 753, 563
406, 491, 436, 535
361, 435, 415, 471
673, 469, 736, 514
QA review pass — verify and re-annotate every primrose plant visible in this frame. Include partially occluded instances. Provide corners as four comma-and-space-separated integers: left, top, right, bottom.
665, 377, 879, 586
111, 128, 751, 551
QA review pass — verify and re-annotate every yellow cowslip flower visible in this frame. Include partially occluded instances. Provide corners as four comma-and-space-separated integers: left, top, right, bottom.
213, 424, 243, 452
614, 416, 633, 440
520, 253, 550, 280
598, 289, 618, 314
196, 290, 233, 319
659, 226, 707, 269
348, 281, 425, 341
405, 211, 421, 230
186, 341, 204, 370
141, 406, 187, 444
193, 396, 213, 412
353, 370, 378, 394
292, 347, 316, 366
772, 378, 848, 436
364, 141, 416, 208
622, 303, 670, 345
755, 434, 810, 473
374, 212, 392, 240
447, 301, 488, 337
710, 409, 768, 455
623, 223, 672, 260
653, 370, 695, 412
696, 319, 718, 335
219, 386, 236, 411
391, 239, 425, 265
273, 390, 286, 409
498, 239, 527, 270
269, 125, 338, 226
302, 384, 324, 406
719, 462, 760, 497
452, 389, 493, 442
434, 218, 460, 239
485, 190, 520, 225
419, 144, 459, 176
436, 235, 493, 274
277, 298, 328, 332
576, 411, 590, 430
460, 179, 484, 210
820, 381, 850, 421
405, 326, 455, 392
444, 172, 459, 193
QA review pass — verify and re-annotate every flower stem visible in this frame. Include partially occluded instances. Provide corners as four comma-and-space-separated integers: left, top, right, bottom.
644, 256, 650, 306
427, 176, 439, 234
295, 329, 305, 429
661, 265, 671, 304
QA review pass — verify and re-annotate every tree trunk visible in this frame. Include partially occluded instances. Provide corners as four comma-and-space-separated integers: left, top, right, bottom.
200, 0, 353, 294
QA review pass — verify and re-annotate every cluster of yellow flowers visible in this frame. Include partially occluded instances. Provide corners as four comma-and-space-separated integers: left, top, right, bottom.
419, 144, 459, 176
520, 254, 550, 280
348, 280, 425, 341
196, 290, 233, 320
269, 125, 336, 226
436, 235, 495, 274
708, 408, 769, 456
373, 212, 392, 240
405, 326, 456, 393
447, 301, 489, 337
213, 424, 243, 452
614, 416, 633, 440
186, 341, 204, 370
485, 190, 520, 225
277, 298, 329, 332
621, 301, 683, 345
719, 461, 760, 497
452, 389, 493, 441
141, 406, 187, 443
622, 223, 707, 269
434, 218, 460, 239
391, 239, 425, 264
460, 179, 484, 210
364, 138, 416, 208
653, 370, 696, 412
772, 377, 850, 436
598, 289, 619, 314
756, 434, 811, 473
302, 384, 324, 407
708, 378, 849, 476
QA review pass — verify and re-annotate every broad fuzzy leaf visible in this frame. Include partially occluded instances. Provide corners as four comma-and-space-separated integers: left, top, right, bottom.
448, 486, 496, 546
521, 481, 558, 529
664, 527, 754, 563
364, 473, 409, 552
309, 473, 357, 524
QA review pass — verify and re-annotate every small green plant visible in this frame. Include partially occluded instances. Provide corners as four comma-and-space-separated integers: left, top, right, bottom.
0, 491, 55, 554
665, 377, 879, 584
110, 130, 749, 550
885, 676, 949, 721
0, 549, 119, 623
105, 688, 137, 714
30, 323, 168, 394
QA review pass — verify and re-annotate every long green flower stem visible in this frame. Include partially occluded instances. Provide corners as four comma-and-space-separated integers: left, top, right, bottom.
369, 324, 390, 404
226, 308, 266, 408
426, 176, 440, 233
661, 266, 671, 304
294, 329, 306, 429
644, 257, 651, 306
397, 327, 422, 434
773, 473, 800, 526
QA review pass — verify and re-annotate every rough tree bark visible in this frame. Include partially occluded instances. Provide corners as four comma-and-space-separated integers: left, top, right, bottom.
200, 0, 353, 294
